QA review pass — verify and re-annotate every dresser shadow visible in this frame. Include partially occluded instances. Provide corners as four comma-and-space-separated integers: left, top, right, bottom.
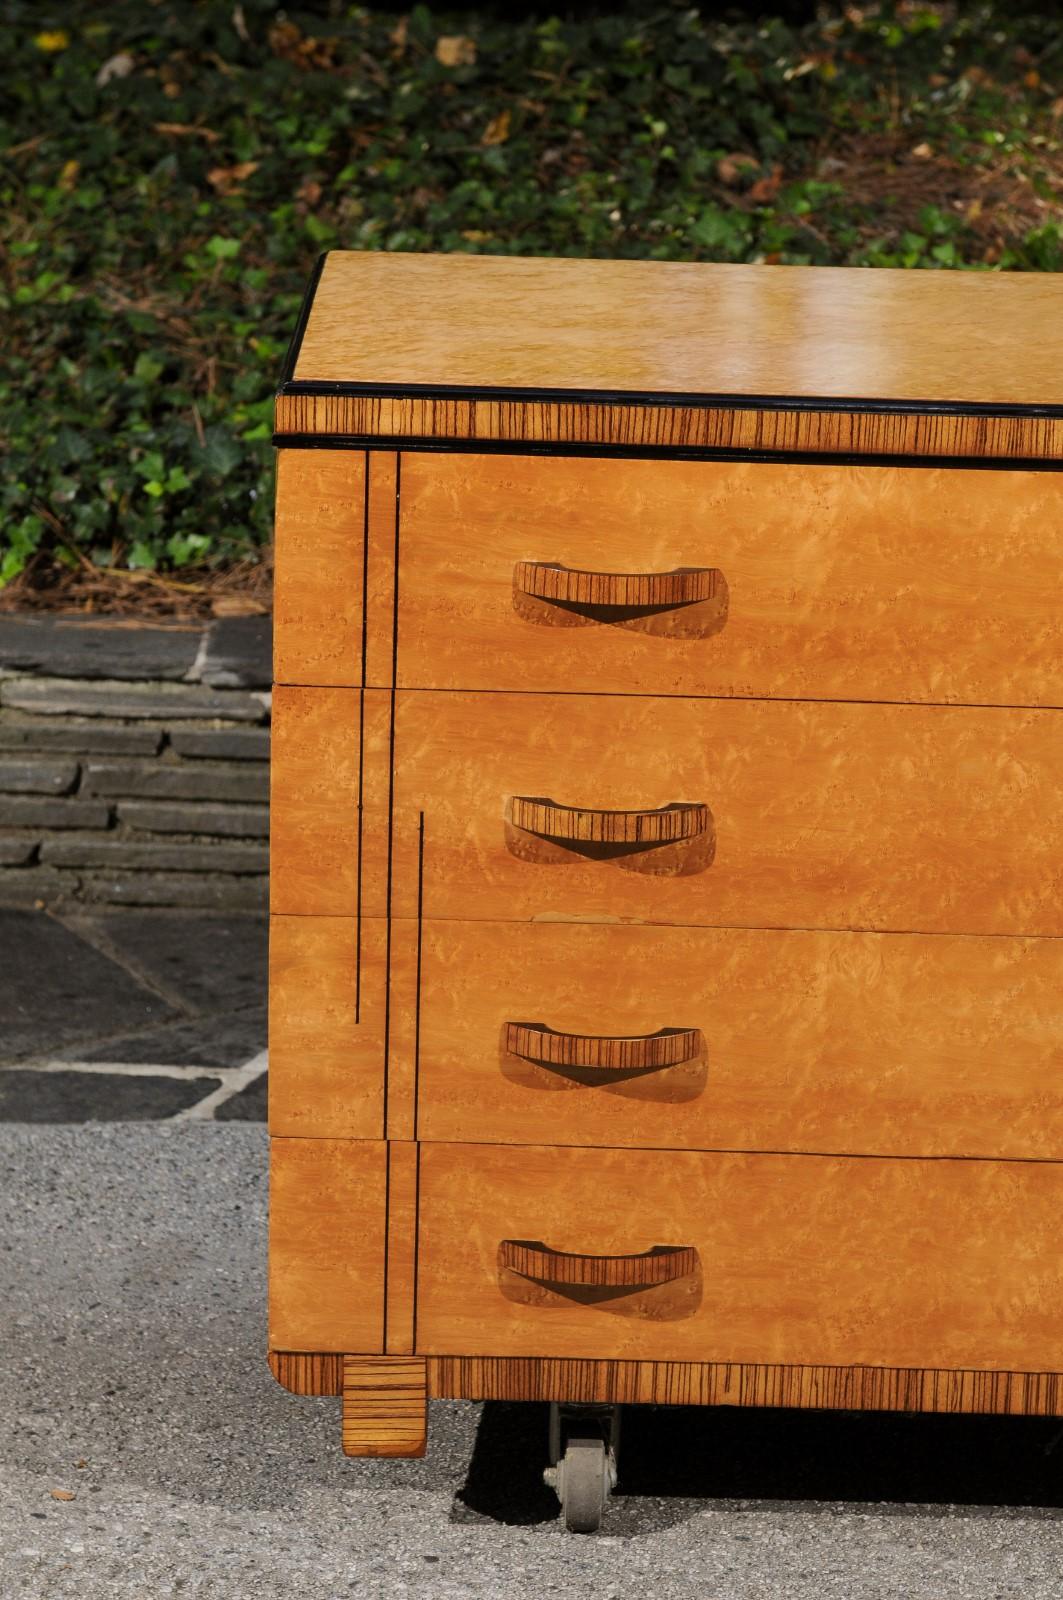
452, 1402, 1063, 1531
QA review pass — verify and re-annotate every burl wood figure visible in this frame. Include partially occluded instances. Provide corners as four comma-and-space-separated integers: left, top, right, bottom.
268, 253, 1063, 1531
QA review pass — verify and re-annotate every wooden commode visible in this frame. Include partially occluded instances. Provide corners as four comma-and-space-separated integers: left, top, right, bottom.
268, 252, 1063, 1517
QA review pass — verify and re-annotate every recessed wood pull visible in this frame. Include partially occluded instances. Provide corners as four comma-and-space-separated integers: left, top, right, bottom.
505, 1022, 701, 1073
499, 1239, 699, 1289
509, 797, 710, 846
514, 561, 718, 610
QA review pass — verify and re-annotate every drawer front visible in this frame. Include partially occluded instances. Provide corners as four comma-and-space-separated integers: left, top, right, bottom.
386, 691, 1062, 938
405, 921, 1063, 1160
396, 454, 1063, 707
269, 1137, 386, 1353
416, 1143, 1063, 1371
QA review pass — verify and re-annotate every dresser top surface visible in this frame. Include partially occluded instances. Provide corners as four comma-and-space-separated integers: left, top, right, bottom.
290, 251, 1063, 409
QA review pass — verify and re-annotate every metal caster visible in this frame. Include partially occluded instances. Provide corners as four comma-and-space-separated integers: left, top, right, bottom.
543, 1402, 620, 1532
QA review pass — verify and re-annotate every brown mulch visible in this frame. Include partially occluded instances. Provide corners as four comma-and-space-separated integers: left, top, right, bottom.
0, 551, 273, 621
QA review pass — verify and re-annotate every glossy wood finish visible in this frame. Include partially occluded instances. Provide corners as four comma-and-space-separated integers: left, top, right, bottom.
417, 1143, 1063, 1370
273, 450, 365, 686
395, 454, 1063, 706
269, 686, 390, 919
385, 1142, 420, 1356
268, 1352, 344, 1395
503, 1020, 703, 1075
268, 1138, 386, 1353
291, 252, 1063, 409
268, 914, 385, 1138
499, 1239, 699, 1289
269, 1351, 1063, 1417
386, 691, 1063, 938
401, 920, 1063, 1161
428, 1357, 1063, 1418
342, 1356, 427, 1458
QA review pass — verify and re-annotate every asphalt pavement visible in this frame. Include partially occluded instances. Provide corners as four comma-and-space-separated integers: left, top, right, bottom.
2, 910, 1063, 1597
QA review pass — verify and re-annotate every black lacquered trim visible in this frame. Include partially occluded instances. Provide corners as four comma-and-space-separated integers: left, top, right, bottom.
278, 252, 328, 388
271, 432, 1063, 473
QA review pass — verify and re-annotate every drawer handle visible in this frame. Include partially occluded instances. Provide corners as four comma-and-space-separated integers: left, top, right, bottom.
505, 1022, 701, 1073
514, 561, 719, 612
509, 796, 709, 846
499, 1239, 699, 1289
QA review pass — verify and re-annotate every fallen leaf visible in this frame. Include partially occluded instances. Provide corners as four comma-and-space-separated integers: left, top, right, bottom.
51, 1489, 76, 1502
965, 198, 983, 222
929, 73, 948, 88
748, 164, 783, 203
35, 30, 69, 52
207, 161, 259, 193
96, 51, 136, 87
296, 176, 322, 206
232, 4, 250, 44
391, 16, 408, 55
75, 1460, 87, 1470
911, 142, 933, 159
212, 596, 267, 617
1052, 97, 1063, 119
461, 229, 491, 242
716, 152, 758, 187
58, 159, 80, 192
481, 109, 511, 146
154, 123, 220, 143
436, 35, 476, 68
1025, 70, 1041, 89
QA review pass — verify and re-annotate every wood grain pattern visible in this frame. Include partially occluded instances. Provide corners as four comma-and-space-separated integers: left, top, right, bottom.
342, 1355, 427, 1458
365, 451, 399, 690
395, 454, 1063, 707
385, 1141, 420, 1356
268, 1352, 344, 1395
417, 1142, 1063, 1370
268, 914, 385, 1138
273, 450, 366, 685
499, 1239, 698, 1288
385, 691, 1063, 938
504, 1021, 702, 1074
267, 1351, 1063, 1416
276, 390, 1063, 463
403, 920, 1063, 1161
509, 796, 710, 846
290, 252, 1063, 410
428, 1356, 1063, 1418
514, 560, 720, 609
270, 686, 391, 919
269, 1138, 386, 1353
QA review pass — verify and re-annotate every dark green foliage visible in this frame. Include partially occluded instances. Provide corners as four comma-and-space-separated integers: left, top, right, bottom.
2, 2, 1060, 580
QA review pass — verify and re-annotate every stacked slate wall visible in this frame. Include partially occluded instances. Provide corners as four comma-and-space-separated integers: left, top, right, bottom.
0, 616, 271, 909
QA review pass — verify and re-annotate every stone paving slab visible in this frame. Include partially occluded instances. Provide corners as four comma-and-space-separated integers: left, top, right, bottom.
0, 910, 176, 1059
2, 1124, 1062, 1600
0, 615, 201, 681
0, 909, 267, 1122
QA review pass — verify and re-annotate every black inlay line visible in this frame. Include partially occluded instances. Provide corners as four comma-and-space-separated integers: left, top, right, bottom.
277, 373, 1063, 421
355, 454, 370, 1025
413, 811, 425, 1144
381, 458, 401, 1138
411, 1142, 421, 1356
277, 251, 327, 387
272, 433, 1063, 473
382, 1143, 391, 1353
355, 686, 364, 1025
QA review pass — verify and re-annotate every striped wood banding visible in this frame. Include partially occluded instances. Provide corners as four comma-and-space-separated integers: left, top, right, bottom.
268, 1351, 344, 1395
342, 1355, 428, 1458
428, 1357, 1063, 1418
273, 392, 1063, 465
498, 1239, 699, 1289
514, 561, 718, 609
505, 1022, 701, 1072
509, 796, 710, 845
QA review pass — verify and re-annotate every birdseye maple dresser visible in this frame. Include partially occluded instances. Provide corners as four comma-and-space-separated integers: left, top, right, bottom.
268, 250, 1063, 1524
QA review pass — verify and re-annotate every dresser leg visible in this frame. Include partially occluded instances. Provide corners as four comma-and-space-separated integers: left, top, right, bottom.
342, 1355, 428, 1458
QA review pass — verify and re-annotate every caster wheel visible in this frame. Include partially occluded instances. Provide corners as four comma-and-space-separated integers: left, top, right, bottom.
544, 1404, 620, 1533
